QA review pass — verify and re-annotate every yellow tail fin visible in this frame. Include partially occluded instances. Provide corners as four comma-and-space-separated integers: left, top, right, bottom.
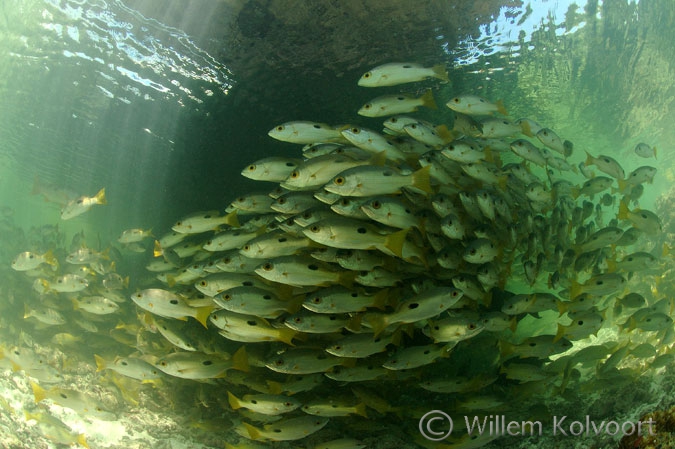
421, 89, 437, 110
432, 64, 450, 83
354, 402, 369, 418
584, 150, 595, 167
243, 422, 263, 440
94, 188, 106, 205
77, 433, 90, 449
153, 240, 163, 258
231, 346, 249, 372
495, 99, 508, 116
193, 305, 214, 329
226, 391, 241, 410
412, 165, 433, 194
30, 381, 47, 403
385, 228, 408, 259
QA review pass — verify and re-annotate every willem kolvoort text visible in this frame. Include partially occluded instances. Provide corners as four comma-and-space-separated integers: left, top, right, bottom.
463, 415, 656, 437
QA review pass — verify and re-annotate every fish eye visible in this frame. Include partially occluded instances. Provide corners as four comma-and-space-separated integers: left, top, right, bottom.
313, 124, 321, 129
357, 227, 367, 234
262, 263, 273, 271
397, 96, 405, 101
276, 126, 284, 132
577, 320, 584, 326
312, 297, 321, 304
202, 360, 213, 366
293, 317, 302, 323
290, 170, 299, 178
469, 323, 476, 330
372, 201, 381, 209
310, 225, 320, 233
452, 290, 459, 297
390, 117, 398, 123
364, 104, 371, 109
351, 128, 360, 133
334, 177, 345, 185
223, 294, 231, 300
247, 165, 256, 171
200, 281, 207, 286
363, 72, 371, 78
410, 124, 417, 129
453, 98, 460, 103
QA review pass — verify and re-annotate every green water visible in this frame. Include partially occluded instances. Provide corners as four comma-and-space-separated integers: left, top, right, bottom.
0, 1, 674, 448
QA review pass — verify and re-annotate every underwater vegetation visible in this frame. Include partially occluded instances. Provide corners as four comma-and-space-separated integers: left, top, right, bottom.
2, 60, 674, 449
618, 405, 675, 449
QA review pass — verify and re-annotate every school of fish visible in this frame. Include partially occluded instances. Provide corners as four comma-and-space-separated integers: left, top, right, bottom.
3, 61, 674, 449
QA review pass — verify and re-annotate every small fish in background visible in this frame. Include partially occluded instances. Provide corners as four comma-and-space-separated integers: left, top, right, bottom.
31, 175, 78, 206
60, 187, 106, 220
357, 62, 449, 87
584, 152, 625, 180
536, 128, 572, 157
268, 121, 346, 144
11, 250, 58, 271
23, 409, 90, 449
238, 415, 330, 442
357, 90, 437, 117
634, 142, 656, 159
65, 246, 109, 265
43, 273, 90, 293
445, 94, 508, 116
118, 228, 153, 244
